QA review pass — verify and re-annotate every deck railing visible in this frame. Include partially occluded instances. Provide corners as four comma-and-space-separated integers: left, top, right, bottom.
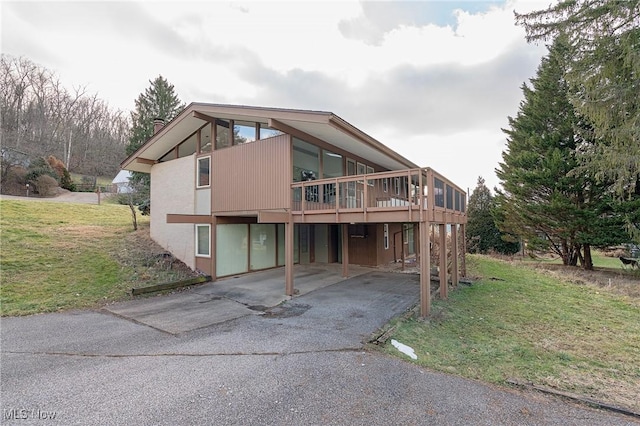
291, 167, 466, 220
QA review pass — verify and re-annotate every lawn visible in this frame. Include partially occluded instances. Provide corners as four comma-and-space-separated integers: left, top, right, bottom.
0, 200, 195, 316
386, 255, 640, 412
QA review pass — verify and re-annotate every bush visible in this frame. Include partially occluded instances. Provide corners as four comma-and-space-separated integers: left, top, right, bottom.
6, 166, 27, 185
46, 155, 75, 191
35, 174, 59, 196
25, 157, 58, 186
60, 168, 76, 191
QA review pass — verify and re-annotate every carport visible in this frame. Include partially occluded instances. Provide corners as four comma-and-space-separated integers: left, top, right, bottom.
106, 264, 375, 334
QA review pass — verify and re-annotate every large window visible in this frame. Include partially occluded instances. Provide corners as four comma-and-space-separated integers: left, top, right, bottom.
195, 224, 210, 257
216, 224, 249, 276
293, 138, 320, 182
250, 224, 276, 270
197, 156, 210, 188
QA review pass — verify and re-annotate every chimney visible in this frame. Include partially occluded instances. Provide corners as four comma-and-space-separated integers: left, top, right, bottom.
153, 118, 165, 134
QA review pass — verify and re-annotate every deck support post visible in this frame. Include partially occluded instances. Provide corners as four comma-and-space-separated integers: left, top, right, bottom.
341, 223, 349, 278
285, 219, 294, 296
460, 223, 467, 277
210, 216, 217, 281
451, 224, 459, 288
439, 223, 448, 299
419, 221, 431, 317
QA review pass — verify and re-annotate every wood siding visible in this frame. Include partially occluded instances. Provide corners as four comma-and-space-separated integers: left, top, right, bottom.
212, 134, 291, 213
348, 224, 377, 266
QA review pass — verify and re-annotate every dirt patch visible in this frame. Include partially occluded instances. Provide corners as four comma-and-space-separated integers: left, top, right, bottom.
111, 224, 201, 287
529, 263, 640, 299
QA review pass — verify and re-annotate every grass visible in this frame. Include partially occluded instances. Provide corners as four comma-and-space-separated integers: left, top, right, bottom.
525, 250, 626, 269
385, 255, 640, 412
0, 200, 195, 316
70, 173, 113, 187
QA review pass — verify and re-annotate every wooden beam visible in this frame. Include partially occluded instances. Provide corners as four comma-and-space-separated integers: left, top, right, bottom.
210, 216, 217, 281
451, 224, 459, 288
135, 158, 156, 165
342, 223, 349, 278
419, 221, 431, 317
166, 214, 212, 224
439, 224, 448, 299
193, 111, 230, 128
285, 219, 294, 296
460, 224, 467, 277
258, 210, 289, 223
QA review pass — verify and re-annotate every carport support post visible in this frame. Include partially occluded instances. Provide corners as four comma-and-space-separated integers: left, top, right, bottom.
285, 220, 294, 296
419, 221, 431, 317
451, 224, 458, 287
341, 224, 349, 278
439, 223, 448, 299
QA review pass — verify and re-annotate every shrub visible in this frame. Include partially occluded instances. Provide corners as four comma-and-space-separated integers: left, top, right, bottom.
7, 166, 27, 185
59, 168, 76, 191
35, 174, 59, 196
25, 157, 58, 186
47, 155, 75, 191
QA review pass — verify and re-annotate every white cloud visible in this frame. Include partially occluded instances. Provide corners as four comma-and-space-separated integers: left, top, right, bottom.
1, 0, 549, 191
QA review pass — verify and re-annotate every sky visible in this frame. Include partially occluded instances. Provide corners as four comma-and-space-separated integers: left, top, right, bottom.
1, 0, 550, 193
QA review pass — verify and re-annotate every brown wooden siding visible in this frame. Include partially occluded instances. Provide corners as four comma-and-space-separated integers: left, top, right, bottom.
377, 223, 403, 265
212, 134, 291, 213
195, 257, 210, 273
348, 224, 377, 266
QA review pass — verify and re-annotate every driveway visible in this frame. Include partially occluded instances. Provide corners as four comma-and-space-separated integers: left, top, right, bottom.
1, 272, 635, 425
0, 191, 101, 204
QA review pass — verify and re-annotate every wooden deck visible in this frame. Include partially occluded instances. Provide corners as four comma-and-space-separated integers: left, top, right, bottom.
291, 167, 467, 224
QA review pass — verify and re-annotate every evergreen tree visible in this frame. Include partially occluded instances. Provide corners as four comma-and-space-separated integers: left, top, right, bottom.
495, 37, 628, 269
466, 177, 519, 255
126, 76, 185, 190
515, 0, 640, 238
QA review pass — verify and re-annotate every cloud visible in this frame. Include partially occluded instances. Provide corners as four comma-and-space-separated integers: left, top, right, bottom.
338, 1, 507, 45
1, 0, 550, 190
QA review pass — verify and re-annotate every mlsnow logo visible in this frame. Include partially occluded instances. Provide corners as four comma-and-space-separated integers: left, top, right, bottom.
3, 408, 57, 420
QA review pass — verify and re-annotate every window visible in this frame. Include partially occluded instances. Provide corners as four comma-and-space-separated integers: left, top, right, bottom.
446, 185, 454, 209
357, 162, 366, 175
383, 178, 388, 192
195, 224, 210, 257
434, 178, 445, 207
394, 177, 401, 195
197, 156, 210, 187
384, 224, 389, 250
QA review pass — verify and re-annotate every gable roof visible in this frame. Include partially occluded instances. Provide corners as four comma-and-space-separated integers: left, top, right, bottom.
121, 103, 418, 173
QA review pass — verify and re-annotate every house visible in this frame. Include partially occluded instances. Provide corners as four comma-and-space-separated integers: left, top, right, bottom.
112, 170, 133, 193
121, 103, 467, 316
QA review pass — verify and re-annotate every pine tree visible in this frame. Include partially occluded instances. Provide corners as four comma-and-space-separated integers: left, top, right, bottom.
126, 76, 185, 189
466, 177, 519, 255
515, 0, 640, 232
495, 37, 622, 269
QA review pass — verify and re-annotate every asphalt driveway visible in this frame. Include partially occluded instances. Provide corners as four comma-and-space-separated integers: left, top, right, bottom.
1, 271, 635, 425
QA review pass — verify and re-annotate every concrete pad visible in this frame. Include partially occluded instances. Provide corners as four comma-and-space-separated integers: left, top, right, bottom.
195, 263, 373, 307
105, 263, 375, 334
105, 292, 256, 334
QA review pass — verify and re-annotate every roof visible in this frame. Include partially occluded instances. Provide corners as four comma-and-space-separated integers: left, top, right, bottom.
121, 103, 419, 173
112, 169, 132, 184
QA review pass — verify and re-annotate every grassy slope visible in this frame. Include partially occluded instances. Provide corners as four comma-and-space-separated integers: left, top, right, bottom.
387, 255, 640, 411
0, 200, 149, 315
